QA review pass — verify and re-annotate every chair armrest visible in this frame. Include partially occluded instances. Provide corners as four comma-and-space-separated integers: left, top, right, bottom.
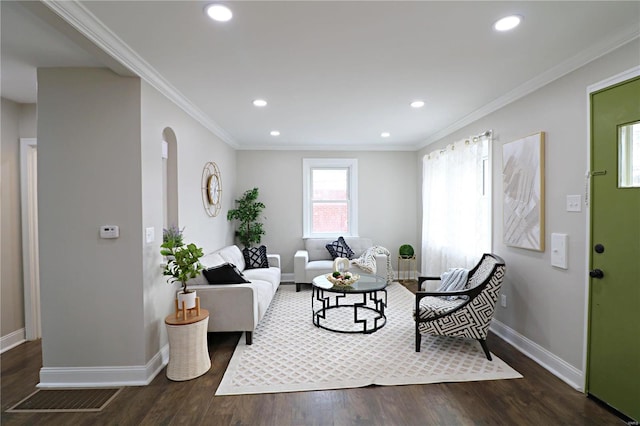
267, 254, 281, 269
415, 284, 484, 303
418, 276, 440, 291
294, 250, 310, 283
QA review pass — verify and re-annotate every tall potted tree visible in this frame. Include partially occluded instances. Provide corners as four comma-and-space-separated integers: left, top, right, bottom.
227, 187, 266, 248
161, 239, 204, 309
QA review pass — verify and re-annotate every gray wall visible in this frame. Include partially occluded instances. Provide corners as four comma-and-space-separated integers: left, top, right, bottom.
35, 67, 238, 375
140, 81, 237, 360
236, 150, 419, 274
38, 68, 146, 367
1, 99, 36, 337
417, 39, 640, 371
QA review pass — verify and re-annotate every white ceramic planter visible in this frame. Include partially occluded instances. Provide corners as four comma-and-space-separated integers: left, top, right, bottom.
177, 290, 197, 310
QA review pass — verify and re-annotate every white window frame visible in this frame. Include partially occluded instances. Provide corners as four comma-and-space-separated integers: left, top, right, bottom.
303, 158, 358, 238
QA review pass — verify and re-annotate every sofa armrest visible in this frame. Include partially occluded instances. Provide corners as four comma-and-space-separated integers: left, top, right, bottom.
373, 254, 388, 279
186, 284, 259, 332
267, 254, 281, 269
294, 250, 309, 283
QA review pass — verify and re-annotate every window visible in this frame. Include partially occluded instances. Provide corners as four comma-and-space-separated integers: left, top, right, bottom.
303, 158, 358, 238
618, 121, 640, 188
421, 136, 491, 274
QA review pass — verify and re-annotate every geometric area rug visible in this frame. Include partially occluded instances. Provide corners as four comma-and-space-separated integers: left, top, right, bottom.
216, 282, 521, 395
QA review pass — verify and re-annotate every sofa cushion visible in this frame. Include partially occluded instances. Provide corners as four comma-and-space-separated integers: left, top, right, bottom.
326, 236, 355, 259
305, 260, 335, 273
251, 279, 276, 320
200, 252, 226, 269
243, 266, 281, 293
305, 237, 374, 261
216, 245, 246, 271
203, 263, 250, 284
243, 245, 269, 269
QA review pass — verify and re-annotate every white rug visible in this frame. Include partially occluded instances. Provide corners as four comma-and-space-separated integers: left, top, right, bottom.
216, 283, 522, 395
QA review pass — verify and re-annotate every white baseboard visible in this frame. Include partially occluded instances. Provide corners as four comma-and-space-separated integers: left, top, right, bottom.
38, 344, 169, 388
0, 328, 26, 354
490, 319, 584, 391
281, 272, 294, 283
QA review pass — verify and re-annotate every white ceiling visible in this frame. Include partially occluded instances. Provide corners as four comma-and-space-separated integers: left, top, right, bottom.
2, 1, 639, 150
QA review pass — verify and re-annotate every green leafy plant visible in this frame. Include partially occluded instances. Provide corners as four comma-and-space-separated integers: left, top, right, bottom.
162, 225, 184, 248
399, 244, 415, 259
226, 187, 266, 248
161, 242, 204, 294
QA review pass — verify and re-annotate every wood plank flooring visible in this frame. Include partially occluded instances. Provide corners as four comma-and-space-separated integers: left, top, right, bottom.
1, 284, 626, 425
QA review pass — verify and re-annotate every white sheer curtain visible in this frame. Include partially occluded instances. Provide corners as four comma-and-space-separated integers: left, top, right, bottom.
421, 135, 491, 275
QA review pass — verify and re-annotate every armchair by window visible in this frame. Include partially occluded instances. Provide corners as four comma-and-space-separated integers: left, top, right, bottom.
414, 253, 506, 360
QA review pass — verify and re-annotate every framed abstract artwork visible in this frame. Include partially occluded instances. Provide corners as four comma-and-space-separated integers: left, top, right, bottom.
502, 132, 545, 251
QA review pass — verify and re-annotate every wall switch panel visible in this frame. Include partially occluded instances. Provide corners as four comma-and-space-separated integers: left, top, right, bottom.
551, 233, 568, 269
566, 195, 581, 212
100, 225, 119, 239
145, 227, 155, 244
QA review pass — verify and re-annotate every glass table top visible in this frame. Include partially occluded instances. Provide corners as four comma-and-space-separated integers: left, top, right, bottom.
312, 273, 387, 293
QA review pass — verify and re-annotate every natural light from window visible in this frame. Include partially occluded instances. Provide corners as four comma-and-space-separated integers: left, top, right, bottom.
312, 169, 349, 233
618, 121, 640, 188
303, 158, 358, 237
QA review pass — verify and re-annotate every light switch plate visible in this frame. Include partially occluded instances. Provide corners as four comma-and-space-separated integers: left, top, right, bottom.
566, 195, 581, 212
145, 227, 155, 244
551, 233, 568, 269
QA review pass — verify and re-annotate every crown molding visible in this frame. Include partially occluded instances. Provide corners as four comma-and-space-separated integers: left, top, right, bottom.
237, 143, 417, 152
41, 0, 238, 149
416, 26, 640, 150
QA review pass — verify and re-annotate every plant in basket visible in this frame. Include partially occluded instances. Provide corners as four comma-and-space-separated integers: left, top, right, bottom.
328, 270, 360, 287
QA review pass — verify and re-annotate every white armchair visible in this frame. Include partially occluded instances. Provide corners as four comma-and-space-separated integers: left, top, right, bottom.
294, 237, 388, 291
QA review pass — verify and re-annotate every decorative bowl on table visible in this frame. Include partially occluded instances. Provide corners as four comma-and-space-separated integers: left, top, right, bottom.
326, 272, 360, 287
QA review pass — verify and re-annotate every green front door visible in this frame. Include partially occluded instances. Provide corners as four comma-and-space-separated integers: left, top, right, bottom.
587, 75, 640, 421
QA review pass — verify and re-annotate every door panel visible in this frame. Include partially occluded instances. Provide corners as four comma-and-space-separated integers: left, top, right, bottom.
588, 76, 640, 421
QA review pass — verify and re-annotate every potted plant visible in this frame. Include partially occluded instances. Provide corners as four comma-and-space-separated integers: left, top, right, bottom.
162, 225, 184, 260
227, 187, 266, 248
399, 244, 415, 259
161, 240, 204, 309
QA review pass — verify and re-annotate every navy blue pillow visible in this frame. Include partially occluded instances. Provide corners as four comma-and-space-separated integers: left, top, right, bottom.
243, 245, 269, 269
326, 237, 355, 259
203, 263, 250, 284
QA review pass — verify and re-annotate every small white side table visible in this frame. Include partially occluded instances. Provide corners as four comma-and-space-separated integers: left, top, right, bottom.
165, 309, 211, 381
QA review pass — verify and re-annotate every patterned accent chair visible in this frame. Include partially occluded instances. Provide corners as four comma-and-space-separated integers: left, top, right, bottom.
414, 253, 506, 360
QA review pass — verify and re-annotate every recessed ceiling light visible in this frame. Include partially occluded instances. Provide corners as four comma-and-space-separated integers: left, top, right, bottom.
270, 130, 280, 136
381, 132, 390, 138
205, 4, 232, 22
493, 15, 522, 32
410, 100, 425, 108
253, 99, 267, 107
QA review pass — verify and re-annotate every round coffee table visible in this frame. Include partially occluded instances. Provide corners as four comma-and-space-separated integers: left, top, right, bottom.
312, 273, 388, 334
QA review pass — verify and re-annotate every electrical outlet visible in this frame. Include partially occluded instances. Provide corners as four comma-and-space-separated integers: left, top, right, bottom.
566, 195, 581, 212
500, 294, 507, 308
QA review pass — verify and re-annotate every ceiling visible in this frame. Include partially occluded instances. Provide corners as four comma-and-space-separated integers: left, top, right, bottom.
2, 1, 639, 150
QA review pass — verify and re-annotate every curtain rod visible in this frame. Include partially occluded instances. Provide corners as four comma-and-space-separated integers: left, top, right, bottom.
471, 130, 492, 141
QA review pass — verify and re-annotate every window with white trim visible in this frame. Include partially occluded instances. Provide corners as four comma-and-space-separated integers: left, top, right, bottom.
303, 158, 358, 238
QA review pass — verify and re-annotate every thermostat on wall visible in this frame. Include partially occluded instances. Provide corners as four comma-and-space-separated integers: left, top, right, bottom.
100, 225, 119, 239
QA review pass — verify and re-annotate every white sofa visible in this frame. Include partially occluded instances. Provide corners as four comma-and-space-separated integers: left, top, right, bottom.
186, 245, 281, 345
294, 237, 388, 291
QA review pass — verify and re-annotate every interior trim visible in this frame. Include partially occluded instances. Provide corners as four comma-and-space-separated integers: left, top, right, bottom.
0, 328, 26, 354
490, 319, 583, 391
419, 29, 640, 149
37, 344, 169, 388
41, 0, 237, 148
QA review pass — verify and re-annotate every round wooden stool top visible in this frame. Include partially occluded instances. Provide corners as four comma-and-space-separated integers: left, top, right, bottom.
165, 309, 209, 326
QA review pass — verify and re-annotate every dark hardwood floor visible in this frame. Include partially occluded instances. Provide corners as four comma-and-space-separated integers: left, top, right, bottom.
1, 284, 626, 426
